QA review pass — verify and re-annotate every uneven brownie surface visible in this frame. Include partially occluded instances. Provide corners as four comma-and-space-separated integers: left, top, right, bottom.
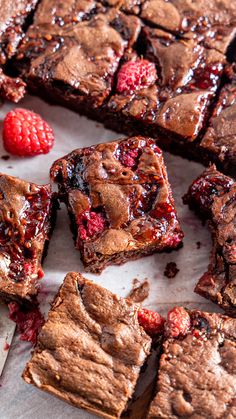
0, 0, 39, 65
148, 308, 236, 418
16, 5, 141, 110
107, 27, 225, 141
0, 173, 54, 303
23, 272, 151, 419
11, 0, 236, 173
50, 136, 183, 273
183, 166, 236, 315
140, 0, 236, 54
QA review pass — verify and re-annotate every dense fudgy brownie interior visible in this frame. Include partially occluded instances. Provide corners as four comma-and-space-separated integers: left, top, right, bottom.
0, 173, 55, 303
50, 136, 183, 273
183, 166, 236, 316
23, 272, 152, 419
147, 307, 236, 418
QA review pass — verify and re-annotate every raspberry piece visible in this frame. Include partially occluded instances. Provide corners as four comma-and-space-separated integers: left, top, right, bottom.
165, 307, 191, 338
77, 210, 106, 242
120, 149, 139, 168
3, 108, 54, 157
116, 59, 157, 93
8, 302, 44, 345
138, 307, 165, 336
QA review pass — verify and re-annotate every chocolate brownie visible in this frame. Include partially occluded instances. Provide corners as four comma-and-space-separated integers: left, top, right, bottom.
50, 136, 183, 273
183, 166, 236, 316
0, 173, 56, 304
140, 0, 236, 54
15, 6, 141, 114
147, 307, 236, 418
106, 28, 225, 141
0, 0, 39, 65
200, 70, 236, 176
13, 1, 236, 173
23, 272, 152, 418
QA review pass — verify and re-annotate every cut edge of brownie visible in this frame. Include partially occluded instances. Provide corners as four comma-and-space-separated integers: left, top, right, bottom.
0, 172, 58, 305
22, 271, 152, 419
183, 166, 236, 316
50, 136, 183, 273
147, 307, 236, 418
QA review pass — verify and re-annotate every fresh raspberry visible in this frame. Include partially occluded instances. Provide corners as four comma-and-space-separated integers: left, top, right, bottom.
77, 210, 106, 242
3, 108, 54, 157
165, 307, 191, 338
8, 302, 44, 345
138, 308, 165, 336
116, 59, 157, 93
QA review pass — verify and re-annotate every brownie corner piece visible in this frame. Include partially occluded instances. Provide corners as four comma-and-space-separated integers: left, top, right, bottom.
22, 271, 152, 418
0, 173, 55, 304
50, 136, 183, 273
147, 307, 236, 418
183, 166, 236, 315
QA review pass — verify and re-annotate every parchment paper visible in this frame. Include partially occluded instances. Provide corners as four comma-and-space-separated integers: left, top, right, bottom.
0, 95, 220, 419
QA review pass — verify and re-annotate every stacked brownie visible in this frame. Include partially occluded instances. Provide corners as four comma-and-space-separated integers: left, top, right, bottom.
3, 0, 233, 174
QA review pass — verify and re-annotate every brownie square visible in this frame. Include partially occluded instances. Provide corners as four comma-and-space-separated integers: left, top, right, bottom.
50, 136, 183, 273
106, 27, 225, 142
200, 71, 236, 176
0, 173, 55, 304
183, 166, 236, 315
23, 272, 152, 418
140, 0, 236, 54
147, 308, 236, 418
15, 5, 141, 112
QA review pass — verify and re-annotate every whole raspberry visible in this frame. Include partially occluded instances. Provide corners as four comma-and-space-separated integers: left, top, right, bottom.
165, 307, 191, 338
3, 108, 54, 156
138, 307, 165, 336
116, 59, 157, 93
77, 210, 106, 242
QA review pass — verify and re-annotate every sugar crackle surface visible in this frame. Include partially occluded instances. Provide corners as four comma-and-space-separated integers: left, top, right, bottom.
0, 95, 219, 419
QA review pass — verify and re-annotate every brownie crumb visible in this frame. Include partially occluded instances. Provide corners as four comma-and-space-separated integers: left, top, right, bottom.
128, 279, 150, 303
8, 302, 44, 345
164, 262, 179, 279
196, 241, 201, 249
1, 155, 10, 160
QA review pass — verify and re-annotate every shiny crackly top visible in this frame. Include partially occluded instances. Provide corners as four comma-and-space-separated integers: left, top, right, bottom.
51, 136, 183, 260
148, 308, 236, 418
23, 272, 151, 418
0, 173, 52, 302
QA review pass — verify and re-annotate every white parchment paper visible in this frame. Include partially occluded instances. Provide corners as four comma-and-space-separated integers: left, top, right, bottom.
0, 95, 220, 419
